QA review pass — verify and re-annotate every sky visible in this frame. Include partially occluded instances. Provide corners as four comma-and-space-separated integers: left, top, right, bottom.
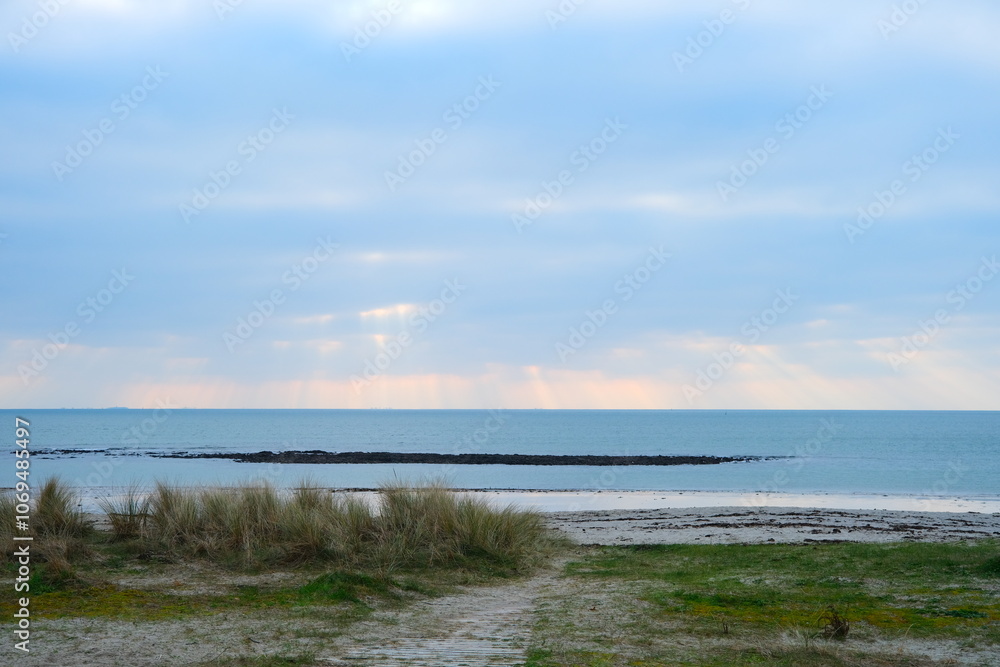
2, 0, 999, 410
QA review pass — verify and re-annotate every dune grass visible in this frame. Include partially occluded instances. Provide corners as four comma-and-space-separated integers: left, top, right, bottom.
142, 479, 550, 571
34, 476, 92, 539
1, 477, 94, 587
8, 477, 551, 574
375, 482, 548, 571
97, 484, 150, 541
0, 491, 13, 559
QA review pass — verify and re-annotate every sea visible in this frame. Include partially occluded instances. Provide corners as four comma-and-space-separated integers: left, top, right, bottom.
3, 409, 998, 512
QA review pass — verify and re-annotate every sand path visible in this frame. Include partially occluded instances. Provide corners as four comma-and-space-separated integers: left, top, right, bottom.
18, 566, 561, 666
323, 564, 562, 666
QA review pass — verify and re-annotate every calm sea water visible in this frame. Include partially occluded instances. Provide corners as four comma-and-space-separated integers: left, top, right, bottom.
2, 410, 998, 501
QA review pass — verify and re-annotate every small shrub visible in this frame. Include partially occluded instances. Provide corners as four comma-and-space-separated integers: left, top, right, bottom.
818, 606, 850, 639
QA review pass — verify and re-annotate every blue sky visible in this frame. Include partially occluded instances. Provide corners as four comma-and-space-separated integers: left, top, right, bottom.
2, 0, 999, 409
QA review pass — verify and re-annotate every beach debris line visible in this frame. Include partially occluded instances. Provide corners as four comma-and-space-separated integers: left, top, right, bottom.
150, 451, 779, 465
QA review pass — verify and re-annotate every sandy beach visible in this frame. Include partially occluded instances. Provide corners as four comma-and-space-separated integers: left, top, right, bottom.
543, 505, 1000, 545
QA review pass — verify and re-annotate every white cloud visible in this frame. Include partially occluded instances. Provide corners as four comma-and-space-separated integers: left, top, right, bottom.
359, 303, 418, 319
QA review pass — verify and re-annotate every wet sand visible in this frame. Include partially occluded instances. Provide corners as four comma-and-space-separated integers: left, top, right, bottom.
543, 505, 1000, 545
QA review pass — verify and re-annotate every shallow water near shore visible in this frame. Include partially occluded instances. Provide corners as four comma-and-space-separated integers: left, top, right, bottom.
6, 409, 999, 506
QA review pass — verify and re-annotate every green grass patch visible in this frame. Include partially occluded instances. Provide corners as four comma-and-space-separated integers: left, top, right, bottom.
295, 571, 392, 604
0, 567, 431, 622
564, 542, 1000, 638
526, 541, 1000, 667
979, 555, 1000, 577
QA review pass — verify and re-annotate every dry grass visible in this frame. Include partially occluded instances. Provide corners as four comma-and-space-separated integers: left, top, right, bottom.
34, 476, 91, 539
0, 478, 549, 594
0, 479, 91, 585
130, 479, 552, 571
0, 491, 14, 560
374, 482, 548, 570
97, 484, 151, 540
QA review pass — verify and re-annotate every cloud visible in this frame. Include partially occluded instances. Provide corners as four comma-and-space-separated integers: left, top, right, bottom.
2, 0, 999, 409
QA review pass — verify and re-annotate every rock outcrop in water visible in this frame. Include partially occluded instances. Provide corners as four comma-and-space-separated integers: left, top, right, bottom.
155, 450, 773, 466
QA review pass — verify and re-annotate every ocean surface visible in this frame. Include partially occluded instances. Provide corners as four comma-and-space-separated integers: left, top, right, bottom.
2, 410, 998, 510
